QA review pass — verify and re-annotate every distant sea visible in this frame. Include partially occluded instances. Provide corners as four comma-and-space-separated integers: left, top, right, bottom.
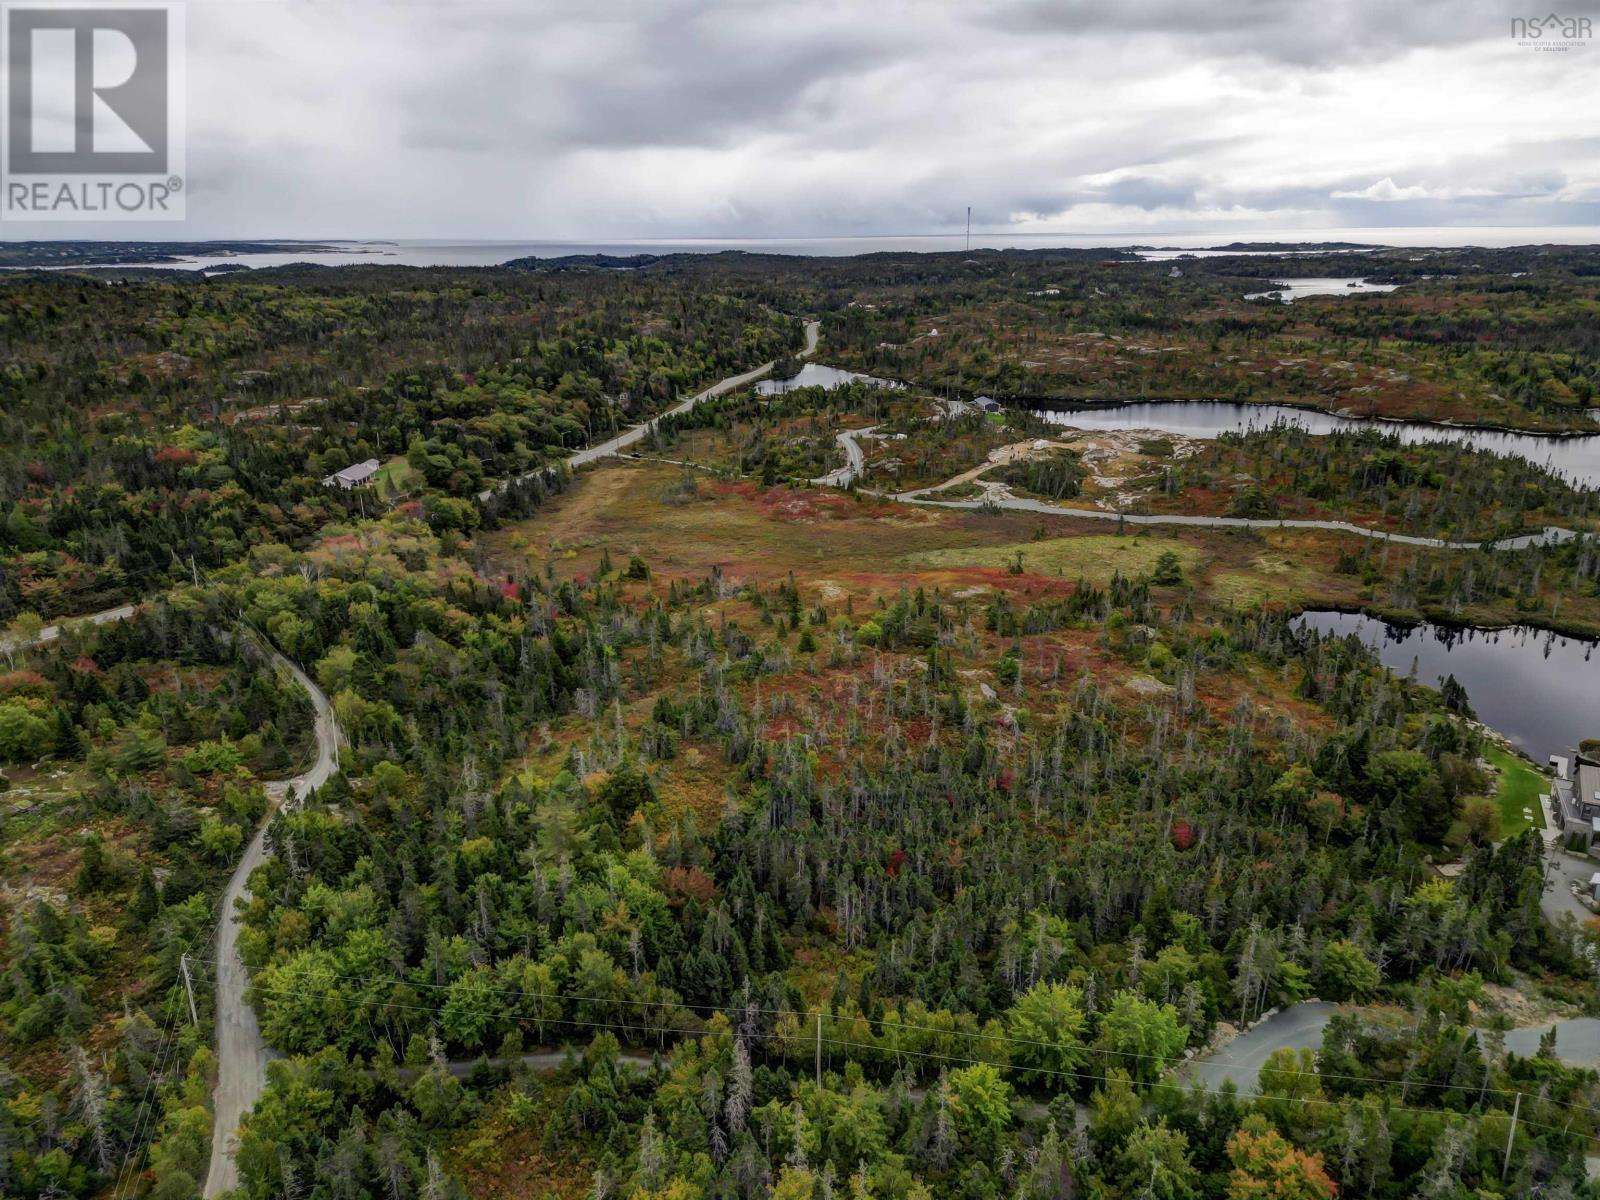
52, 226, 1600, 271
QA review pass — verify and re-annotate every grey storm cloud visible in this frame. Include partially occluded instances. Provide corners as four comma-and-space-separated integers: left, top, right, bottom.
395, 5, 898, 152
5, 0, 1598, 240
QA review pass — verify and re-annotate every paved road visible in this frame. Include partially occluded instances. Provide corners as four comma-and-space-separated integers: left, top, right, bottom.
1192, 1002, 1600, 1094
1542, 847, 1600, 925
1, 603, 137, 654
203, 650, 343, 1198
1535, 789, 1599, 925
1504, 1017, 1600, 1062
1190, 1003, 1341, 1092
480, 318, 820, 501
812, 424, 872, 487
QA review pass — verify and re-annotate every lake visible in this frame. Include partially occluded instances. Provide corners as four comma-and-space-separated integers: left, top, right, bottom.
1243, 277, 1401, 302
755, 364, 901, 395
1295, 610, 1600, 765
1033, 401, 1600, 486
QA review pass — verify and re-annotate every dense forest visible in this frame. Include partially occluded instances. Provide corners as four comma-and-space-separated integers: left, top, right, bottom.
4, 250, 1600, 1200
0, 269, 798, 619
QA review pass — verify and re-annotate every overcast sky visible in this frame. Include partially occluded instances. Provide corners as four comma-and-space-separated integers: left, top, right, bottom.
9, 0, 1600, 240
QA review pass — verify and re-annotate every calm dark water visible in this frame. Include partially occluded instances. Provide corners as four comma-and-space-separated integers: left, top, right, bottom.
1296, 610, 1600, 764
1035, 401, 1600, 486
754, 363, 901, 395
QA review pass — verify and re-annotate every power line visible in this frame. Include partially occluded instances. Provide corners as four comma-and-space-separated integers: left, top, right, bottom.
182, 954, 1600, 1123
107, 857, 243, 1200
181, 963, 1600, 1151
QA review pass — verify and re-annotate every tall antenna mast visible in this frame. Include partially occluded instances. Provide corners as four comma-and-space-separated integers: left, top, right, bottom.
965, 206, 971, 251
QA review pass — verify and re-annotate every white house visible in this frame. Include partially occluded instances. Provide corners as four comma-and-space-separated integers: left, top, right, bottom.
321, 458, 381, 490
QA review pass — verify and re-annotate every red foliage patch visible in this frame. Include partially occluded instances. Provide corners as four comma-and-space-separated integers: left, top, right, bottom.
154, 446, 196, 466
1171, 819, 1195, 851
663, 866, 718, 906
886, 848, 908, 877
0, 670, 50, 695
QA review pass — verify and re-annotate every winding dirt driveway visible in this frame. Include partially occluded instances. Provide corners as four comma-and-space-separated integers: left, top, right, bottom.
896, 491, 1578, 552
203, 650, 343, 1197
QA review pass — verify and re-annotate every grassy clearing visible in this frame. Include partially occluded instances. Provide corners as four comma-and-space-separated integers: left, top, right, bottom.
1210, 551, 1331, 607
373, 456, 419, 497
488, 463, 1033, 587
1487, 745, 1546, 838
908, 534, 1206, 587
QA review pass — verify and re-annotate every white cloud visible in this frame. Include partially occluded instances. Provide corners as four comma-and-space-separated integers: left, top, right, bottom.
1331, 177, 1508, 201
1332, 178, 1437, 201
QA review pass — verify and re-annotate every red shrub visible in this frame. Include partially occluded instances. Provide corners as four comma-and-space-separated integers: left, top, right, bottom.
663, 866, 718, 905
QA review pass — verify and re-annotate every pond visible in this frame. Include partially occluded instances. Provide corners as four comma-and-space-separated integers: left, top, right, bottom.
1243, 277, 1400, 302
1033, 401, 1600, 486
755, 363, 901, 395
1295, 610, 1600, 765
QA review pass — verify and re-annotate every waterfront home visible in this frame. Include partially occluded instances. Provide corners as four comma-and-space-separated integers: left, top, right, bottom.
1550, 749, 1600, 851
321, 458, 381, 490
973, 396, 1002, 413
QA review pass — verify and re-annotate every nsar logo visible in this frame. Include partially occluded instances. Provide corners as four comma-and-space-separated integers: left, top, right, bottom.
1511, 12, 1592, 51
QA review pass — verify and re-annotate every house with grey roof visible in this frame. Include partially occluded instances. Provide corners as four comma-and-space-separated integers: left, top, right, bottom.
321, 458, 381, 490
1550, 749, 1600, 851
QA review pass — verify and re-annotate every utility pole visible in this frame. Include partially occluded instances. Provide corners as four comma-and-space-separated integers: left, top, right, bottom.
965, 206, 971, 252
1502, 1092, 1521, 1181
815, 1013, 822, 1088
179, 953, 199, 1027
